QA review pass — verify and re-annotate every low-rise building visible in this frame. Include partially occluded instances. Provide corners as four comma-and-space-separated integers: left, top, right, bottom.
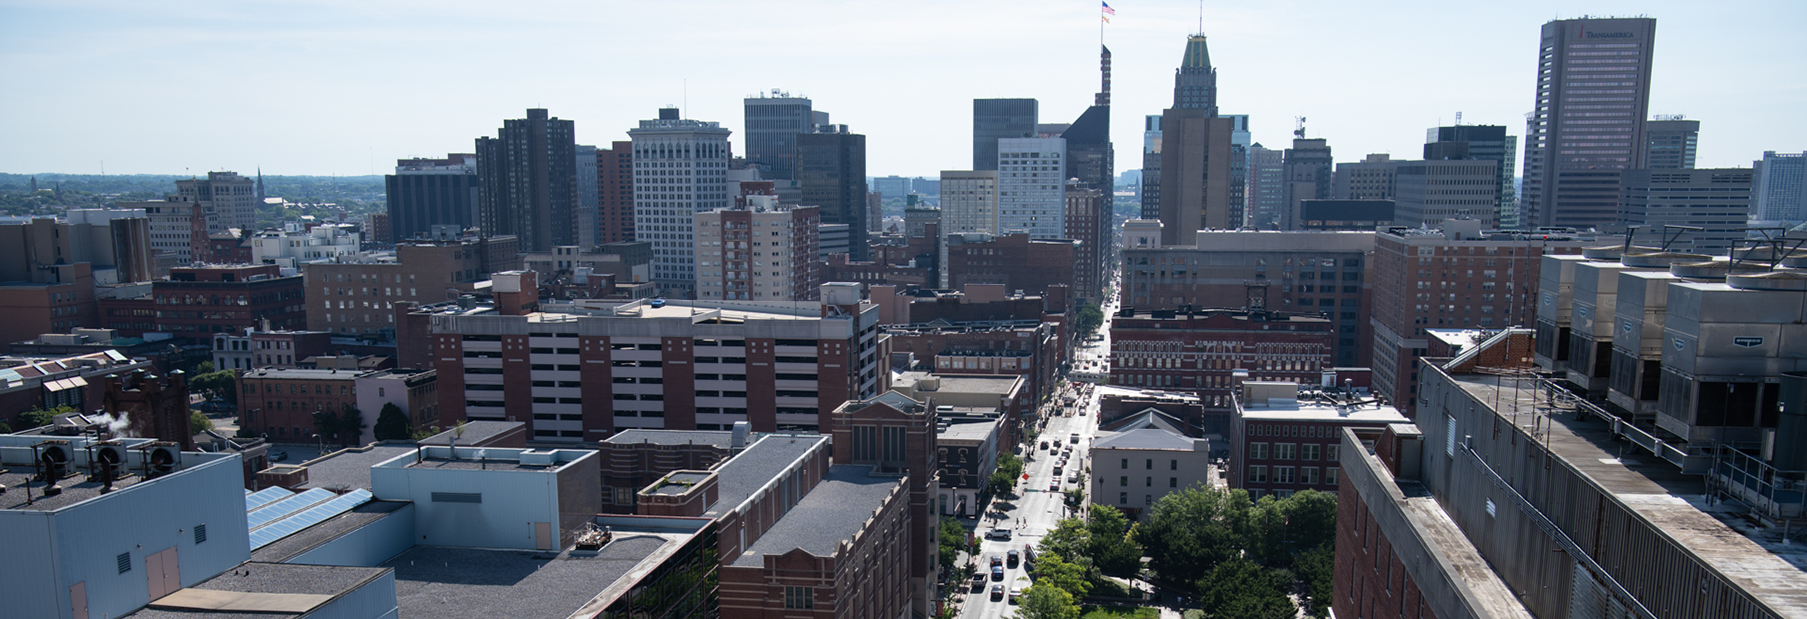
235, 368, 363, 444
1231, 381, 1407, 500
303, 236, 521, 337
936, 414, 1002, 517
0, 349, 154, 429
151, 264, 308, 344
250, 222, 361, 267
1090, 426, 1212, 519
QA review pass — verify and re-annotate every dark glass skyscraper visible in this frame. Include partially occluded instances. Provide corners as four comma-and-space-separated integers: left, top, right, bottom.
1520, 18, 1657, 230
476, 108, 578, 252
1061, 46, 1115, 301
743, 91, 814, 180
973, 99, 1038, 171
386, 154, 477, 242
798, 126, 869, 261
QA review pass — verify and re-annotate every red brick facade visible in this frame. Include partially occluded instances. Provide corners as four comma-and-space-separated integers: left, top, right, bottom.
1335, 466, 1437, 619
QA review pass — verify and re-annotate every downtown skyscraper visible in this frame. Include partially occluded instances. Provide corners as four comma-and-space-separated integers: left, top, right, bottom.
1155, 35, 1237, 245
628, 108, 732, 296
1520, 17, 1657, 230
797, 125, 869, 261
476, 108, 578, 252
1058, 46, 1115, 301
973, 99, 1039, 171
743, 90, 816, 181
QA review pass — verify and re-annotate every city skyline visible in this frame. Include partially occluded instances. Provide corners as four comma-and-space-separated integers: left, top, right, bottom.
2, 1, 1802, 178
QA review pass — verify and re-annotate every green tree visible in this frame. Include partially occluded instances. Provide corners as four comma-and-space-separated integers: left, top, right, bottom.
18, 405, 73, 429
190, 369, 238, 402
1294, 545, 1335, 618
1014, 584, 1079, 619
0, 420, 11, 433
1074, 303, 1105, 337
1039, 517, 1091, 563
1134, 485, 1253, 584
1195, 559, 1296, 619
938, 516, 968, 573
989, 452, 1026, 497
372, 402, 412, 441
195, 361, 215, 374
189, 409, 213, 435
1086, 506, 1143, 576
1030, 552, 1092, 599
338, 406, 366, 447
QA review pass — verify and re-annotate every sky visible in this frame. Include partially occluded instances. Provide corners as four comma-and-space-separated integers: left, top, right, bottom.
2, 0, 1803, 179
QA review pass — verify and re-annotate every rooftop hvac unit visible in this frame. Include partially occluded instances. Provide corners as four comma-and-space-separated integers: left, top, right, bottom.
139, 442, 181, 479
518, 450, 556, 466
90, 441, 128, 492
34, 441, 71, 496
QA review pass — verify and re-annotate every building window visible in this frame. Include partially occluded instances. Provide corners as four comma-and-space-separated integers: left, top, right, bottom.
1327, 445, 1340, 462
1275, 444, 1296, 460
1169, 477, 1178, 488
1146, 477, 1153, 487
1145, 458, 1154, 469
1248, 465, 1268, 483
1170, 459, 1178, 470
1302, 444, 1321, 461
1274, 467, 1295, 484
1119, 492, 1128, 505
1326, 468, 1340, 485
1121, 458, 1128, 469
784, 586, 815, 609
1249, 443, 1269, 460
1301, 467, 1320, 485
1120, 476, 1129, 487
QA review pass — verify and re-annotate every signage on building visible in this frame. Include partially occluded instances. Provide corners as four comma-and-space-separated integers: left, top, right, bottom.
1732, 336, 1764, 348
1673, 338, 1686, 351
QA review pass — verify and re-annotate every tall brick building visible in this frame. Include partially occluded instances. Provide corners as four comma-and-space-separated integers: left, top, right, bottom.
597, 141, 635, 244
152, 264, 307, 343
1120, 224, 1375, 367
1369, 222, 1597, 415
304, 236, 520, 336
427, 282, 883, 442
1110, 307, 1334, 403
942, 232, 1075, 298
1064, 180, 1106, 301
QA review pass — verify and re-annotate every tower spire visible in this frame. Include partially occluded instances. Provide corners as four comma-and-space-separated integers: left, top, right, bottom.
1096, 46, 1112, 106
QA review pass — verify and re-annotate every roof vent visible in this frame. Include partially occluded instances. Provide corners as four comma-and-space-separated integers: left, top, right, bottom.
518, 450, 556, 466
731, 421, 750, 450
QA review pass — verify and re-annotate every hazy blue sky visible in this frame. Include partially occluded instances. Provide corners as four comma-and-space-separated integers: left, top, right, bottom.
2, 0, 1801, 178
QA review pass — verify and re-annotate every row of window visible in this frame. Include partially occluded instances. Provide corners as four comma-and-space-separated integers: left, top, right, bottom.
1247, 465, 1339, 485
1246, 443, 1340, 462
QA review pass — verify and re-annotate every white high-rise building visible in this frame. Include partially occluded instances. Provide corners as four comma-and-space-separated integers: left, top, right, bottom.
939, 170, 999, 234
628, 109, 733, 296
996, 137, 1067, 239
1750, 151, 1806, 231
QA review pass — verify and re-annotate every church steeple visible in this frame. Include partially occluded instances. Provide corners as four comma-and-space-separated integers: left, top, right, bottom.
1173, 35, 1217, 116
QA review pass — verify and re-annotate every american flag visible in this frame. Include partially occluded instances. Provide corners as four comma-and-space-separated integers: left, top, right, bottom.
1101, 2, 1116, 15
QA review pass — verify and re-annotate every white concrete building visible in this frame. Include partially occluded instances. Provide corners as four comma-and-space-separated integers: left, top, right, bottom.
1090, 427, 1213, 518
695, 196, 821, 301
251, 223, 360, 267
628, 110, 733, 296
939, 170, 1000, 235
996, 137, 1067, 240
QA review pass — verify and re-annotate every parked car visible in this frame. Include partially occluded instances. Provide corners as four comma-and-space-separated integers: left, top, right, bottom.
1067, 473, 1079, 484
1007, 550, 1019, 567
972, 572, 987, 592
1009, 587, 1023, 604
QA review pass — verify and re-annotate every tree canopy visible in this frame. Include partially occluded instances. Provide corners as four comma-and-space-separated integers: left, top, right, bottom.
1195, 559, 1297, 619
372, 402, 412, 441
1013, 584, 1079, 619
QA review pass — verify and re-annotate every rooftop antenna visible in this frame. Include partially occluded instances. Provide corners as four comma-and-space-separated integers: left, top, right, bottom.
1293, 117, 1307, 139
1455, 111, 1464, 126
1198, 0, 1204, 34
